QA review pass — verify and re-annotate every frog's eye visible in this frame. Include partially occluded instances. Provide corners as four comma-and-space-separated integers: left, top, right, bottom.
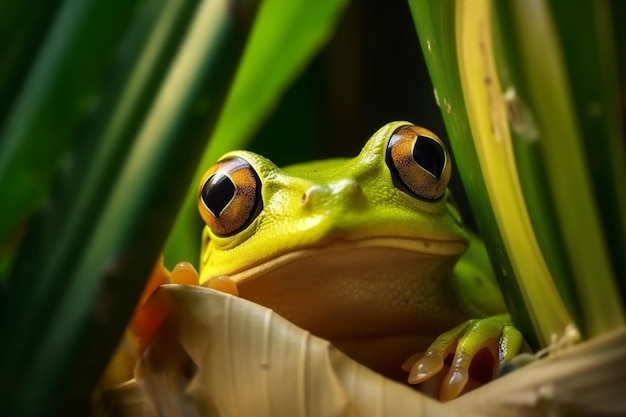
385, 124, 451, 201
198, 157, 262, 236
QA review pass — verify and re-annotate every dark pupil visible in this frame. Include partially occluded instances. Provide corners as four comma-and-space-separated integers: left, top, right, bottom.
202, 174, 235, 216
412, 135, 445, 179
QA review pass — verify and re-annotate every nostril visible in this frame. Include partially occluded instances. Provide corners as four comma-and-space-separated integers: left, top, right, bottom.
300, 186, 323, 208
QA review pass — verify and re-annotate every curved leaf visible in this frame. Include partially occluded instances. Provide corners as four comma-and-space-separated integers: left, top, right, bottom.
98, 285, 626, 416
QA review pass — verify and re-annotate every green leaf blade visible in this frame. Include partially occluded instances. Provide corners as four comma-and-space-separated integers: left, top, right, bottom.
0, 0, 256, 414
408, 0, 538, 346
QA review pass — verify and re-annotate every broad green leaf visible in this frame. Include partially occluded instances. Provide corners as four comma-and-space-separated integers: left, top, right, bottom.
455, 0, 574, 346
0, 0, 140, 246
547, 0, 626, 301
410, 0, 624, 347
0, 0, 255, 414
493, 0, 624, 337
0, 0, 61, 118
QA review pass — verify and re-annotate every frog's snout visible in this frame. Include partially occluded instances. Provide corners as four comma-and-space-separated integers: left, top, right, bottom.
300, 179, 367, 211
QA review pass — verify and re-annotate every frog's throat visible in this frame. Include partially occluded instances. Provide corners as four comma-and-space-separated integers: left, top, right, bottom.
217, 236, 467, 285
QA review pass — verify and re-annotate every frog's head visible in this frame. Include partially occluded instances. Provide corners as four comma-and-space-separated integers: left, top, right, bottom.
197, 122, 469, 338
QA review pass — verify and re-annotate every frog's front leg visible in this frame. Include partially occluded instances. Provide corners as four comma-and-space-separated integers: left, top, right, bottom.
402, 234, 525, 400
402, 314, 523, 400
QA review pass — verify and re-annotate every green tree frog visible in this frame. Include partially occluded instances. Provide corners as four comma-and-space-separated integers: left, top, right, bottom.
196, 121, 523, 400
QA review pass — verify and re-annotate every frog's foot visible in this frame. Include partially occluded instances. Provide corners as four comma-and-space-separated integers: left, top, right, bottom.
170, 262, 200, 285
206, 275, 239, 296
402, 314, 523, 401
170, 262, 238, 296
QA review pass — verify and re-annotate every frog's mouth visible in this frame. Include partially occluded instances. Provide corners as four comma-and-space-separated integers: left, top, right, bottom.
226, 236, 466, 284
225, 236, 469, 342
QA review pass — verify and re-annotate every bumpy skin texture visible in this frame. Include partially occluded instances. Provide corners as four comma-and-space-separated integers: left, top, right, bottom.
198, 122, 523, 400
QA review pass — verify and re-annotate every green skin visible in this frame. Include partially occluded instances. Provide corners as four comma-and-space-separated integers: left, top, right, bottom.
198, 121, 523, 400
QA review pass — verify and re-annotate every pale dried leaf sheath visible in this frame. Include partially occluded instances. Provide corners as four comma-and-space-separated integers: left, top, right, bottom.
140, 285, 461, 417
96, 285, 626, 417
